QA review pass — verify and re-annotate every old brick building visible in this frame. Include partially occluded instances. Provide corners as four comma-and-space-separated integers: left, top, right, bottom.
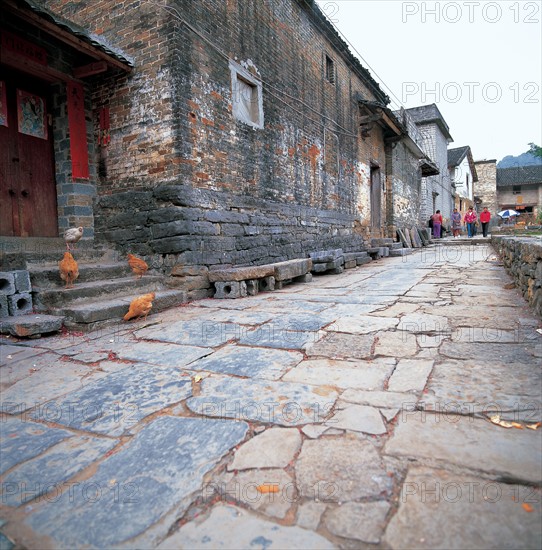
2, 0, 432, 302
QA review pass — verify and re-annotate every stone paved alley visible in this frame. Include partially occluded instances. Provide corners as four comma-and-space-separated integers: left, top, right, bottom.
1, 239, 541, 549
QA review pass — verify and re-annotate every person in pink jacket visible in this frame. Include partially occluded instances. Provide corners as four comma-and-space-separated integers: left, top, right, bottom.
464, 206, 477, 238
432, 210, 443, 238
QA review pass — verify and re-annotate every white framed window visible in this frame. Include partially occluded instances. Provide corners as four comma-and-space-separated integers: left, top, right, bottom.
229, 60, 264, 129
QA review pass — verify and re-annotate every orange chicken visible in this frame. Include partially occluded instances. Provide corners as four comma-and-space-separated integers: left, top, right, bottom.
64, 227, 84, 250
59, 252, 79, 289
123, 292, 155, 321
127, 254, 148, 279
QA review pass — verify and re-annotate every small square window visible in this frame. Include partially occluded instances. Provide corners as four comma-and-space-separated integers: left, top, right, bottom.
513, 185, 521, 194
230, 61, 264, 129
325, 55, 335, 84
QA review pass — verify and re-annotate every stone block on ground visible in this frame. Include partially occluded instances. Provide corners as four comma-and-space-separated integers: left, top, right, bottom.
325, 501, 390, 543
7, 293, 33, 316
208, 264, 274, 283
259, 275, 275, 291
309, 249, 343, 263
273, 258, 312, 281
0, 295, 8, 317
294, 273, 312, 283
371, 238, 393, 247
390, 249, 413, 257
344, 260, 357, 269
379, 247, 390, 257
214, 280, 247, 299
246, 279, 259, 296
357, 256, 372, 265
13, 270, 31, 293
0, 314, 64, 337
367, 248, 381, 260
0, 272, 16, 296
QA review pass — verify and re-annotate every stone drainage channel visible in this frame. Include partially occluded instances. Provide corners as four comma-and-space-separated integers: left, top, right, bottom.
0, 241, 540, 549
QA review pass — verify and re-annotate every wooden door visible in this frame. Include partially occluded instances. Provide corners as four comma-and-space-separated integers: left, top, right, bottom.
0, 68, 57, 237
370, 165, 381, 229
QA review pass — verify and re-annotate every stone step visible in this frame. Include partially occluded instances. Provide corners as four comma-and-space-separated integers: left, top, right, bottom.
389, 248, 413, 257
33, 276, 164, 309
29, 262, 133, 287
0, 314, 64, 338
53, 289, 187, 330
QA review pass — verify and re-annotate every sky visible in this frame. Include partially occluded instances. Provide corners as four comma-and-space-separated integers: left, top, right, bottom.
315, 0, 542, 162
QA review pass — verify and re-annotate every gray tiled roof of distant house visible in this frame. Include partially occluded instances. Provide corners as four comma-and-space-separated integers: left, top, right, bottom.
448, 146, 470, 167
496, 165, 542, 187
405, 104, 453, 141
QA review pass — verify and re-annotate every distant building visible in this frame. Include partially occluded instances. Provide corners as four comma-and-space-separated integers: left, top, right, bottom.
497, 165, 542, 220
405, 104, 454, 222
448, 146, 478, 213
473, 159, 498, 220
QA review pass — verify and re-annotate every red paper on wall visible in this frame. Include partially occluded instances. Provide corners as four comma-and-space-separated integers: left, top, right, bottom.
67, 81, 89, 179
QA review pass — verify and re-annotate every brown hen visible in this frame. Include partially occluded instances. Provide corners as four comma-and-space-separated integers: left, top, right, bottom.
59, 252, 79, 289
127, 254, 148, 279
123, 292, 155, 321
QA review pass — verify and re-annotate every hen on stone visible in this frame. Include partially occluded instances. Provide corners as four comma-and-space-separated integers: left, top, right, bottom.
123, 292, 155, 321
127, 254, 148, 279
59, 252, 79, 289
64, 227, 84, 250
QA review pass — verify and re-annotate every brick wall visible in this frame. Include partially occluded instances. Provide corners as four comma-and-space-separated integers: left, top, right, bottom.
47, 0, 389, 272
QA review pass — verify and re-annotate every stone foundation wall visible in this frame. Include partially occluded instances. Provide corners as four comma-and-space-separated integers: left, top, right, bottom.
492, 236, 542, 317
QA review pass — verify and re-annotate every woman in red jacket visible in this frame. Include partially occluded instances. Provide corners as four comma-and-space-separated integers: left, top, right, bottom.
432, 210, 443, 239
464, 207, 477, 238
480, 207, 491, 237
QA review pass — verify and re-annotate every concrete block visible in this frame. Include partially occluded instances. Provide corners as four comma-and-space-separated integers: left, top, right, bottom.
259, 276, 275, 292
246, 279, 259, 296
0, 295, 8, 317
7, 292, 33, 315
214, 281, 248, 299
13, 270, 31, 293
294, 273, 312, 283
0, 272, 16, 296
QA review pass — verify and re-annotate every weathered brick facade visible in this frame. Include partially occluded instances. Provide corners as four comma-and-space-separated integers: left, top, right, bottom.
46, 0, 392, 275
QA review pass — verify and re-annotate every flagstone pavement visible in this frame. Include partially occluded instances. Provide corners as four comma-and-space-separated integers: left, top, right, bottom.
1, 241, 541, 549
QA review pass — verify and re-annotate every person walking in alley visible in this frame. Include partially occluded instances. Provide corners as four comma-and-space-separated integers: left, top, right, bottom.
432, 210, 443, 239
451, 208, 462, 237
464, 206, 477, 238
480, 207, 491, 237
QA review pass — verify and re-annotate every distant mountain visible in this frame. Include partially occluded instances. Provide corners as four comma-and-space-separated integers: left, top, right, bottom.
498, 151, 542, 168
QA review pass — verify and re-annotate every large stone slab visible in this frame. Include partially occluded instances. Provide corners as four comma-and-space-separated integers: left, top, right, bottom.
309, 249, 343, 263
24, 418, 249, 549
208, 264, 275, 282
295, 438, 393, 502
325, 403, 387, 434
1, 361, 111, 412
341, 389, 415, 409
238, 326, 317, 350
189, 345, 302, 380
134, 319, 243, 347
1, 435, 117, 507
423, 360, 542, 420
373, 330, 418, 357
31, 366, 192, 436
111, 341, 213, 367
325, 501, 390, 543
306, 332, 375, 360
228, 427, 302, 470
157, 504, 335, 549
0, 417, 72, 475
187, 376, 337, 426
387, 359, 434, 392
328, 315, 399, 334
282, 358, 396, 391
439, 341, 537, 366
384, 467, 542, 550
0, 315, 63, 337
273, 258, 312, 281
384, 412, 542, 483
397, 313, 450, 333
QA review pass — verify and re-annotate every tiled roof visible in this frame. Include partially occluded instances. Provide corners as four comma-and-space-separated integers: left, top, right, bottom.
405, 104, 453, 141
21, 0, 134, 67
448, 146, 469, 167
496, 165, 542, 186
